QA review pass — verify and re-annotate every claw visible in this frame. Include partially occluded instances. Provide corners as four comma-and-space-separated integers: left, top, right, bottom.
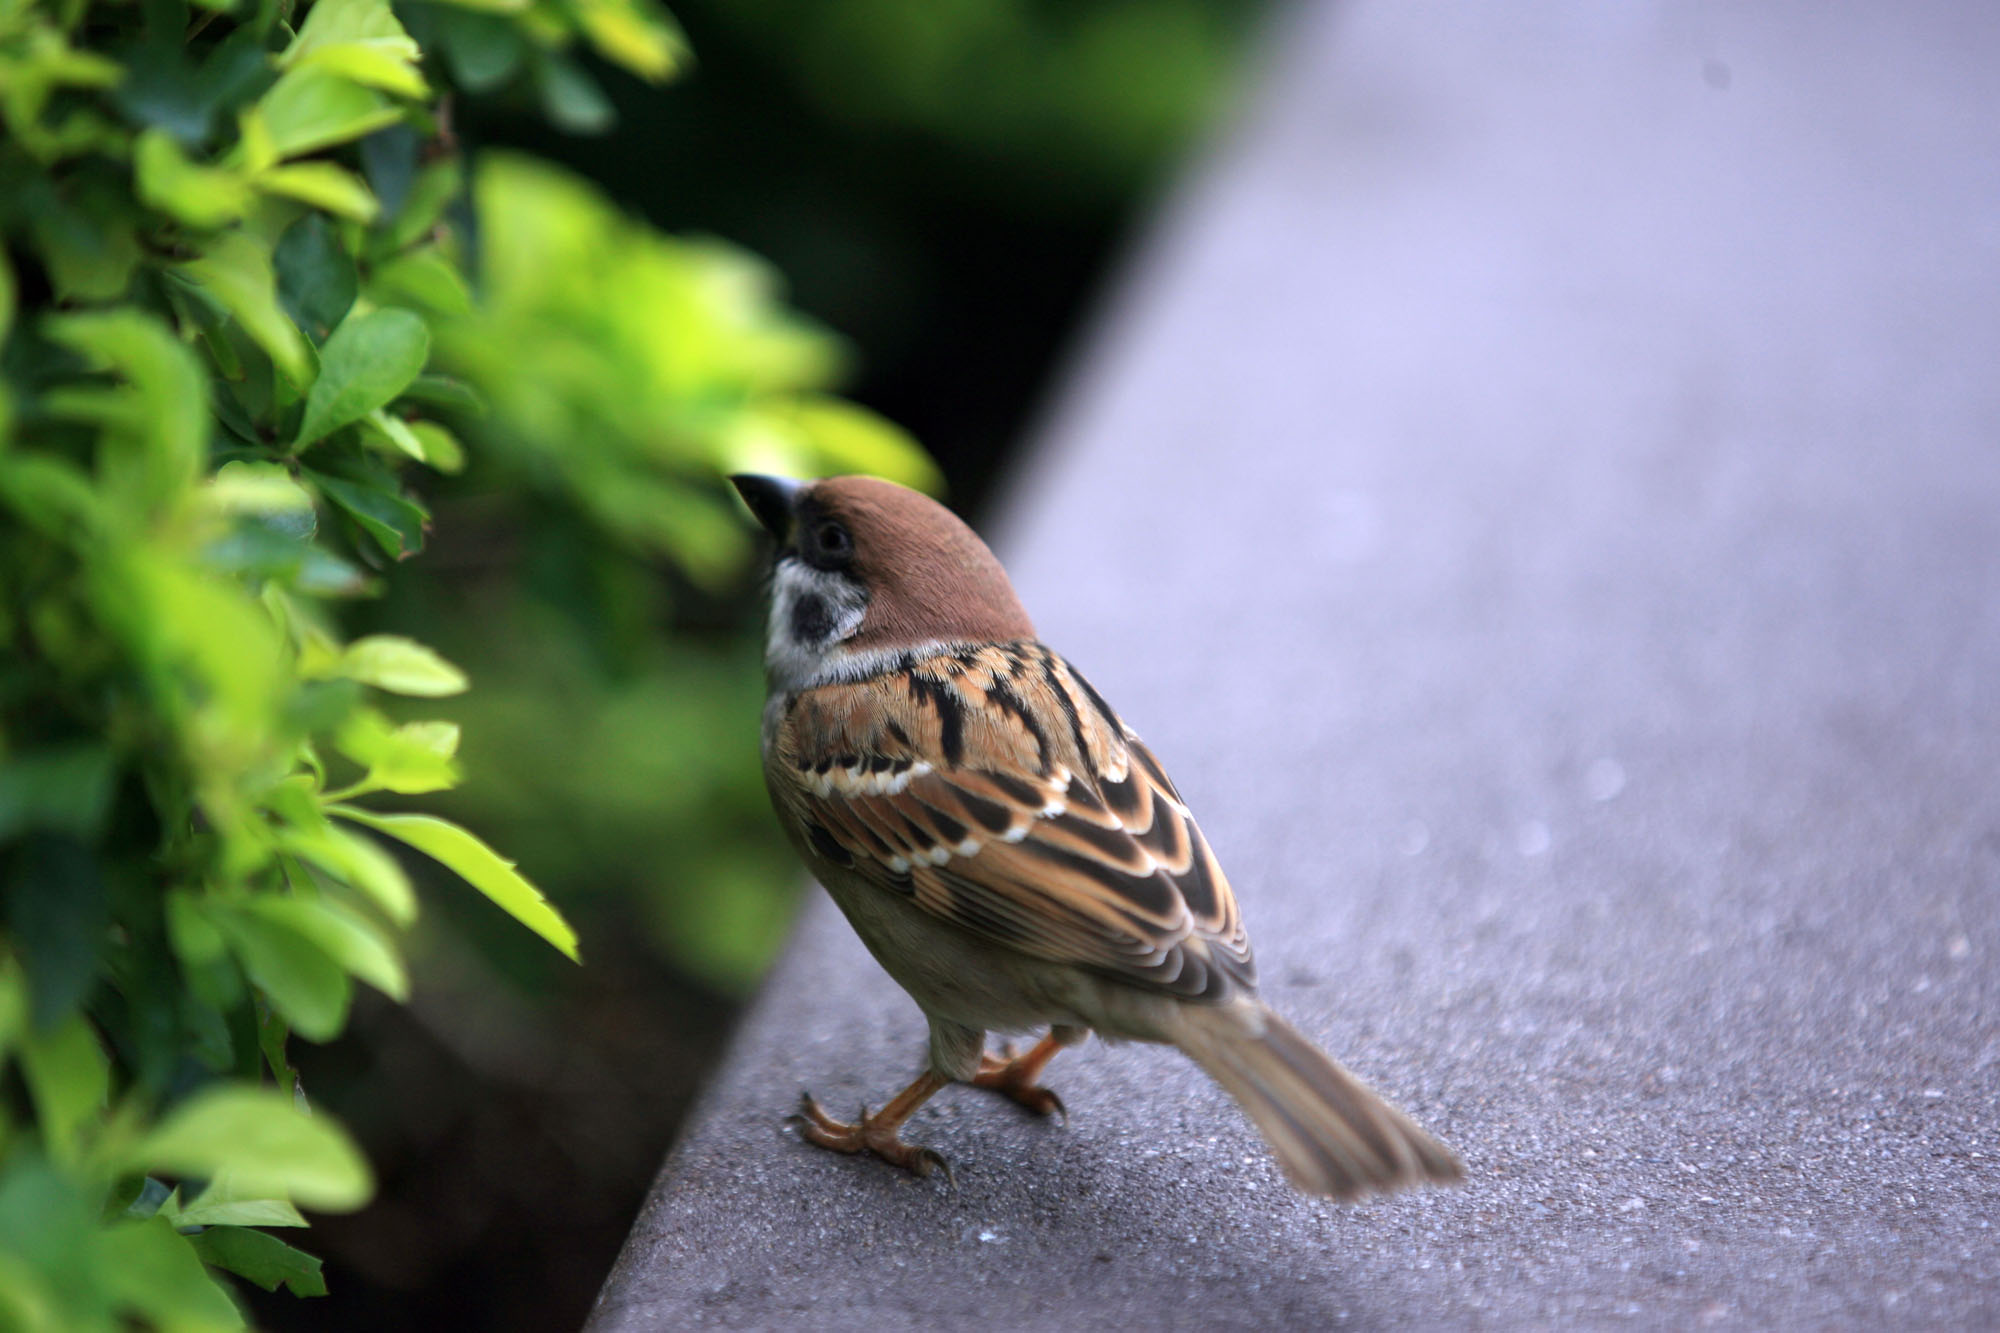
913, 1146, 956, 1186
787, 1074, 952, 1182
971, 1034, 1068, 1120
790, 1092, 855, 1136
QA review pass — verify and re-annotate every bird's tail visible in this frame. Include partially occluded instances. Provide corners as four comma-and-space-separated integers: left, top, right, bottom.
1171, 1002, 1463, 1199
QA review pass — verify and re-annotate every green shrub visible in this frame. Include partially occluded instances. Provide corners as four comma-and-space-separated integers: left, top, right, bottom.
0, 0, 933, 1324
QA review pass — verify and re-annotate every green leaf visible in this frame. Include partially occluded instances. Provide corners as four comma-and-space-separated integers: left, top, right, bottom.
26, 177, 140, 300
437, 10, 527, 92
235, 105, 280, 172
381, 159, 463, 253
408, 420, 465, 473
134, 130, 255, 228
274, 214, 359, 342
3, 29, 121, 94
258, 66, 403, 159
190, 1226, 327, 1296
537, 55, 614, 134
97, 1216, 245, 1331
3, 833, 110, 1029
276, 824, 417, 926
333, 635, 467, 696
0, 958, 25, 1069
571, 0, 687, 82
119, 554, 290, 758
205, 461, 316, 516
182, 991, 238, 1074
293, 42, 429, 98
113, 1175, 171, 1222
203, 533, 344, 605
359, 123, 421, 216
0, 454, 102, 537
286, 0, 422, 66
130, 1085, 373, 1211
0, 746, 116, 844
100, 928, 188, 1098
412, 423, 467, 477
294, 307, 430, 448
397, 373, 485, 416
368, 247, 472, 317
0, 1155, 99, 1320
329, 808, 579, 961
396, 720, 460, 760
19, 1016, 110, 1166
256, 1003, 295, 1094
206, 905, 352, 1041
165, 893, 244, 1014
177, 232, 312, 385
114, 21, 270, 147
170, 1177, 309, 1229
236, 897, 408, 1000
256, 161, 381, 221
43, 311, 205, 513
307, 467, 429, 559
334, 710, 461, 793
362, 408, 427, 461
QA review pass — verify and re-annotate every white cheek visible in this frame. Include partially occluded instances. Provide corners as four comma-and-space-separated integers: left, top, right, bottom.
765, 559, 868, 691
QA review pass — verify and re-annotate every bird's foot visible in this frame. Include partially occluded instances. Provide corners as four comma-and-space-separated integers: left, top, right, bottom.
972, 1041, 1067, 1119
788, 1091, 954, 1183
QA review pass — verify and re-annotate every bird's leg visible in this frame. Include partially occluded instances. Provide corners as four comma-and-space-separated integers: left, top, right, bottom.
790, 1071, 953, 1181
971, 1029, 1076, 1118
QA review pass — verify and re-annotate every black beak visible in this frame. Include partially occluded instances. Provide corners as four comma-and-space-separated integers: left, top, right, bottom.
729, 474, 803, 543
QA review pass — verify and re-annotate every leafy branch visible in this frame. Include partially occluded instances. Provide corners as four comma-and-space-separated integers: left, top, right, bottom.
0, 0, 934, 1322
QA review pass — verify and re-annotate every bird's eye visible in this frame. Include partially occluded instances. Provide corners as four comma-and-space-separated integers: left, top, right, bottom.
812, 521, 852, 564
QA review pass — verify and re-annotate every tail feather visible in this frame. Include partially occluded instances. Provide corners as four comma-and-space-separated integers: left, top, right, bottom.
1174, 1004, 1462, 1199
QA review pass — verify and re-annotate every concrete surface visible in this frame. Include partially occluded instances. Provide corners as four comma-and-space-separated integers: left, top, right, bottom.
590, 2, 2000, 1327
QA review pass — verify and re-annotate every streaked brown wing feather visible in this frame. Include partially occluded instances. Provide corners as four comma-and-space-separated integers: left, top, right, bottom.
771, 642, 1255, 999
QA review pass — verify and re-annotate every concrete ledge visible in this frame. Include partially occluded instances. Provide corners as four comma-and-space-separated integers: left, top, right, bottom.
591, 2, 2000, 1326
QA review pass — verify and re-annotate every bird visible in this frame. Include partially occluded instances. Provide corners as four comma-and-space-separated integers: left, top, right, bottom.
729, 472, 1463, 1199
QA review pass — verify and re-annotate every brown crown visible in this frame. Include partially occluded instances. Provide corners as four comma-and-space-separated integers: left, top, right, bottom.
805, 476, 1036, 650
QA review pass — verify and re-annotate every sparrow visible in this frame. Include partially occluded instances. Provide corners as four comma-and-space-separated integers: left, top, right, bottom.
730, 473, 1462, 1198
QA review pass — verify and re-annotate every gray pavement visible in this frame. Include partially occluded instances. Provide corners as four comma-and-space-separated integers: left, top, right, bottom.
589, 2, 2000, 1326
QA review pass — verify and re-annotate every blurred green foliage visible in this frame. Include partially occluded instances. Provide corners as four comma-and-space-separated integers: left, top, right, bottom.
0, 0, 932, 1323
676, 0, 1255, 211
443, 151, 935, 586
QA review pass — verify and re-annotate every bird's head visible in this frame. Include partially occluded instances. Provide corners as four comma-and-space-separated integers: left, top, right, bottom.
729, 474, 1035, 690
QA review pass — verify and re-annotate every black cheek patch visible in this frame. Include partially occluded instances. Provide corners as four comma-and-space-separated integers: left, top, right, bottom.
790, 593, 836, 643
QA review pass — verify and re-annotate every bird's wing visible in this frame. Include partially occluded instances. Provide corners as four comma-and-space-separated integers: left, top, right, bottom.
769, 642, 1256, 999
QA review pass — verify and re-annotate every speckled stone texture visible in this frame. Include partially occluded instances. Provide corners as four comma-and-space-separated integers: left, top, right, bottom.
589, 2, 2000, 1327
